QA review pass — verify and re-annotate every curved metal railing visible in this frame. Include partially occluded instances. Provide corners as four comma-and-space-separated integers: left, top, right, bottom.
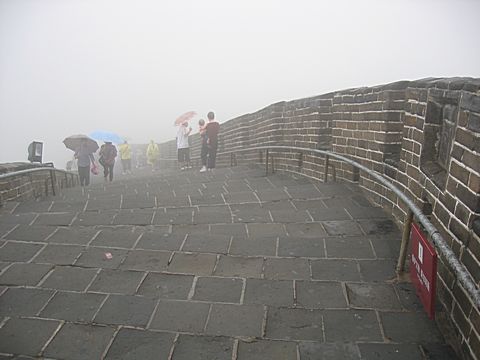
0, 166, 79, 200
220, 145, 480, 309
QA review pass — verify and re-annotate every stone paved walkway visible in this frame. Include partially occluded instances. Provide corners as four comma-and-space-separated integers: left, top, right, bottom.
0, 165, 457, 359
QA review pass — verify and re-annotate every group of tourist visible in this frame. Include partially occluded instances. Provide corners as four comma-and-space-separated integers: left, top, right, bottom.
73, 111, 220, 186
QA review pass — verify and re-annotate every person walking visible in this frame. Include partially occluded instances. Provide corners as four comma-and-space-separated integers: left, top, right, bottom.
99, 141, 117, 182
118, 140, 132, 174
146, 140, 159, 172
198, 119, 208, 172
206, 111, 220, 170
74, 138, 96, 186
177, 121, 192, 170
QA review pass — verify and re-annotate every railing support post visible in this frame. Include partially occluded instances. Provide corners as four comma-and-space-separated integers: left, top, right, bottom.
265, 149, 269, 176
396, 210, 414, 273
49, 170, 56, 196
324, 155, 329, 183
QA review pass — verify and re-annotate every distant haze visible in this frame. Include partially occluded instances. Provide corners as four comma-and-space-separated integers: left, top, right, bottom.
1, 0, 479, 168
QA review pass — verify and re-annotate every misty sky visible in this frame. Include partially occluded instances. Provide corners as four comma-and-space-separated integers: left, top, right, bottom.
1, 0, 479, 168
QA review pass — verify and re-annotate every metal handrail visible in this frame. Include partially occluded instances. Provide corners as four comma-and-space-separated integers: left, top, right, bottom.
0, 166, 79, 200
219, 145, 480, 309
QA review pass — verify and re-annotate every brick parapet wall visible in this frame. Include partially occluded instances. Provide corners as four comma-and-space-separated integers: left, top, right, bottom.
0, 163, 78, 205
155, 77, 479, 359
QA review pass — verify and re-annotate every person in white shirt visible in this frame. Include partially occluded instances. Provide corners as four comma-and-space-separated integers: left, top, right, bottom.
177, 121, 192, 170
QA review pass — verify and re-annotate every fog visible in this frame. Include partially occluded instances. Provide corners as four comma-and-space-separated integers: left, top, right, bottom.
1, 0, 479, 169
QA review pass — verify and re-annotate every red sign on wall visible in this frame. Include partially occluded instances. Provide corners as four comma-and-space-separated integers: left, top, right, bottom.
410, 222, 437, 319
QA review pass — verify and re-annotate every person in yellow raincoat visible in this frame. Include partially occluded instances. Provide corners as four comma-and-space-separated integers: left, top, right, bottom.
118, 140, 132, 174
146, 140, 159, 171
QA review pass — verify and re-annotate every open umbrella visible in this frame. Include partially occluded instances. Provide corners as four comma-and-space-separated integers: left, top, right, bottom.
174, 111, 196, 126
89, 130, 124, 144
63, 134, 99, 153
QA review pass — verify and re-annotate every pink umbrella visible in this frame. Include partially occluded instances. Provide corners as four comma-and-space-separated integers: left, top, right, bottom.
174, 111, 196, 126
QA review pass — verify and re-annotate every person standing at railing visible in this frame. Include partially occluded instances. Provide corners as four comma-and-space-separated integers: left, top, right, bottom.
206, 111, 220, 171
198, 119, 208, 172
74, 139, 96, 186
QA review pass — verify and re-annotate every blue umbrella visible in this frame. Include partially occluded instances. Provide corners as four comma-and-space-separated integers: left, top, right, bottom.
89, 130, 124, 144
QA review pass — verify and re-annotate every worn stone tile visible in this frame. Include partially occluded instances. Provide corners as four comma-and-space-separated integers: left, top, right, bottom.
358, 219, 398, 235
223, 191, 258, 204
311, 259, 361, 281
244, 279, 294, 307
296, 281, 347, 309
266, 307, 323, 341
43, 323, 115, 360
46, 227, 98, 245
105, 328, 175, 360
323, 309, 383, 342
210, 223, 247, 237
86, 198, 121, 211
0, 317, 60, 357
247, 223, 286, 237
90, 227, 142, 248
380, 311, 444, 343
0, 263, 53, 286
358, 259, 397, 282
206, 304, 264, 337
292, 199, 328, 210
308, 208, 351, 221
171, 224, 210, 236
285, 222, 327, 238
73, 211, 117, 226
231, 204, 272, 223
33, 213, 75, 226
278, 236, 325, 258
0, 213, 36, 225
94, 294, 156, 327
322, 221, 363, 236
370, 237, 401, 259
0, 287, 54, 317
40, 291, 106, 322
190, 194, 226, 206
346, 283, 402, 310
325, 236, 375, 259
264, 258, 310, 280
194, 206, 231, 224
33, 244, 85, 265
149, 300, 210, 333
285, 185, 322, 200
229, 236, 276, 256
75, 247, 128, 269
0, 223, 16, 238
358, 343, 423, 360
394, 282, 424, 312
49, 200, 86, 212
193, 277, 243, 303
299, 342, 361, 360
41, 266, 98, 291
88, 269, 145, 295
255, 188, 290, 202
270, 209, 311, 223
214, 255, 263, 278
345, 206, 389, 219
136, 231, 184, 251
113, 209, 154, 225
119, 250, 170, 272
137, 273, 194, 299
167, 252, 216, 276
182, 234, 231, 254
5, 225, 55, 242
237, 339, 297, 360
0, 242, 43, 262
172, 335, 233, 360
121, 195, 156, 209
153, 208, 194, 225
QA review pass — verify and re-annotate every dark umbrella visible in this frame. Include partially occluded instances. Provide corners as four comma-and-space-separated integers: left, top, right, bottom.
63, 134, 99, 153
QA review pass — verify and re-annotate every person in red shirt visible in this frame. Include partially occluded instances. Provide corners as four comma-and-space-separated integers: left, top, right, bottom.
205, 111, 220, 170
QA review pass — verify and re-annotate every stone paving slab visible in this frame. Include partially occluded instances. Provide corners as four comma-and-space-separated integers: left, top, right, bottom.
0, 165, 458, 359
105, 328, 175, 360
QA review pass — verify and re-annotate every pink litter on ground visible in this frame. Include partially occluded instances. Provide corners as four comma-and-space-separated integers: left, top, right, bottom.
104, 252, 113, 259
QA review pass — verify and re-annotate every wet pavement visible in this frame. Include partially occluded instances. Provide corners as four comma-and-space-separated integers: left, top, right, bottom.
0, 165, 457, 359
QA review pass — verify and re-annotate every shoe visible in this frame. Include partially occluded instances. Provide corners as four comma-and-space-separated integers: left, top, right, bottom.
200, 166, 207, 172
